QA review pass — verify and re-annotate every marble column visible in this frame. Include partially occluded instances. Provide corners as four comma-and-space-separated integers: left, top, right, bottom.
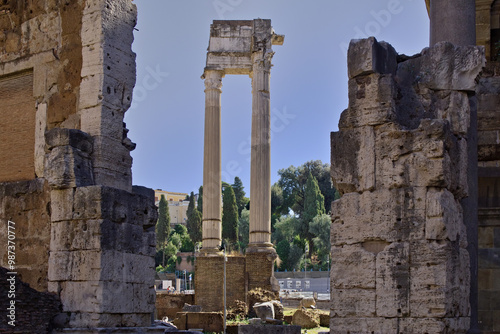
202, 70, 223, 252
248, 51, 273, 249
430, 0, 476, 46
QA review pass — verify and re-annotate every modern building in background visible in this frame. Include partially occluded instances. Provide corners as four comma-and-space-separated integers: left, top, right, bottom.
154, 189, 198, 226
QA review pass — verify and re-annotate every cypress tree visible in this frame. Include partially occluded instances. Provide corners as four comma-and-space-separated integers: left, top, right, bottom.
156, 194, 170, 266
186, 191, 195, 219
231, 177, 247, 216
222, 185, 239, 249
302, 171, 324, 256
186, 192, 202, 244
197, 185, 203, 213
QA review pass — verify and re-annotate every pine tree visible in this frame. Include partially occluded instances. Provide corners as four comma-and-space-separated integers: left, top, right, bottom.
232, 177, 247, 216
222, 185, 239, 249
197, 185, 203, 214
156, 195, 170, 266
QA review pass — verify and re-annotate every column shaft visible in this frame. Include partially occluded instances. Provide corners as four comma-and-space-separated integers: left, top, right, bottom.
202, 70, 223, 251
430, 0, 476, 46
249, 53, 272, 247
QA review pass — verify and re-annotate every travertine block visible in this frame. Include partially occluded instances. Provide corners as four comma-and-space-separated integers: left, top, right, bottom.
375, 242, 410, 317
133, 283, 156, 314
331, 189, 424, 245
331, 39, 479, 333
426, 188, 462, 241
331, 245, 376, 289
340, 73, 396, 128
48, 250, 101, 282
331, 126, 376, 193
45, 145, 94, 189
50, 188, 75, 222
331, 288, 376, 317
347, 37, 397, 79
60, 281, 102, 313
50, 220, 102, 252
417, 41, 485, 91
330, 317, 398, 334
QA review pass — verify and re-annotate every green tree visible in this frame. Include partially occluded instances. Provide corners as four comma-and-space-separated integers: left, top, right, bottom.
277, 160, 336, 216
222, 185, 239, 250
197, 185, 203, 213
238, 208, 250, 250
232, 177, 249, 216
173, 224, 195, 252
288, 243, 304, 270
271, 184, 284, 232
187, 208, 202, 244
302, 171, 325, 256
156, 195, 171, 266
276, 239, 290, 270
309, 213, 331, 262
273, 215, 301, 244
186, 192, 195, 219
186, 191, 202, 244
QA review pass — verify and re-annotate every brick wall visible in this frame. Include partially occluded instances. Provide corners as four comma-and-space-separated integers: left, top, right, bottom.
246, 252, 274, 292
0, 72, 36, 182
195, 255, 248, 312
226, 256, 246, 308
195, 256, 224, 312
0, 267, 61, 334
0, 179, 50, 291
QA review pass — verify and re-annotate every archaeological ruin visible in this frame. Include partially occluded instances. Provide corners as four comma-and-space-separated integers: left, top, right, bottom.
195, 19, 284, 312
0, 0, 158, 332
0, 0, 499, 333
329, 0, 500, 333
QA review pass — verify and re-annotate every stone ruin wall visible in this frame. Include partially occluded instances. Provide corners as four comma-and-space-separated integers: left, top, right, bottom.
470, 1, 500, 331
0, 0, 157, 330
330, 37, 484, 333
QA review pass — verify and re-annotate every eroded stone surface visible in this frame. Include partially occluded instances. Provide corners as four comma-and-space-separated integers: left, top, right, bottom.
330, 37, 484, 333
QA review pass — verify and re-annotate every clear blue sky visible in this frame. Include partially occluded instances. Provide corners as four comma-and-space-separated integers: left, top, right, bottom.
125, 0, 430, 195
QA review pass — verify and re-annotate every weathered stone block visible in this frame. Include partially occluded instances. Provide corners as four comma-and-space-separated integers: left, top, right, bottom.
375, 242, 410, 317
330, 317, 398, 334
331, 244, 376, 289
60, 281, 102, 313
409, 241, 469, 318
347, 37, 397, 79
45, 128, 93, 153
340, 73, 396, 128
331, 288, 375, 317
50, 188, 75, 222
426, 188, 463, 241
50, 220, 102, 252
45, 145, 94, 189
331, 189, 425, 245
331, 126, 375, 193
417, 41, 485, 91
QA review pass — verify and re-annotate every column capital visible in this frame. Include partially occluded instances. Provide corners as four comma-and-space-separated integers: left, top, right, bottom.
202, 70, 224, 92
251, 50, 274, 74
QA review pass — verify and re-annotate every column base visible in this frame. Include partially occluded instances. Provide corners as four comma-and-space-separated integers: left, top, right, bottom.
245, 246, 278, 293
199, 247, 223, 257
194, 254, 224, 312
